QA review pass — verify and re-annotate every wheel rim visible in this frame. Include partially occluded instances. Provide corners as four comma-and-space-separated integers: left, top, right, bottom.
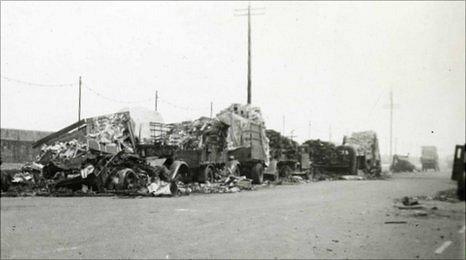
254, 163, 264, 184
207, 167, 214, 182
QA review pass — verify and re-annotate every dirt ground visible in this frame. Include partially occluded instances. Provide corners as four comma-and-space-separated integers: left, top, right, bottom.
1, 171, 464, 259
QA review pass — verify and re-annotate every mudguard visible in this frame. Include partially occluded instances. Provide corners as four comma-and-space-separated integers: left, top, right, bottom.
168, 160, 190, 181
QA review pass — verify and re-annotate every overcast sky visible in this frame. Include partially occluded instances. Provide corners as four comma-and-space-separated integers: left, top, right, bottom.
1, 1, 464, 158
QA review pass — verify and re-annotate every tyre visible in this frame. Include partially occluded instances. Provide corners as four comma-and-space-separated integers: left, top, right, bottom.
304, 170, 310, 180
279, 165, 292, 178
197, 167, 214, 183
251, 163, 264, 184
233, 167, 241, 177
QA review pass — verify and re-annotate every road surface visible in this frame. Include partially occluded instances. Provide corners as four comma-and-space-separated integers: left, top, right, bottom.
1, 171, 465, 259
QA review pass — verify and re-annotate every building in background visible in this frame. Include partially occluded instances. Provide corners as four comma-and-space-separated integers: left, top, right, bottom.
1, 128, 52, 164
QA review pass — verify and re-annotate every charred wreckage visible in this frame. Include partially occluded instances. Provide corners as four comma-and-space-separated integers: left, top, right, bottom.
1, 104, 383, 197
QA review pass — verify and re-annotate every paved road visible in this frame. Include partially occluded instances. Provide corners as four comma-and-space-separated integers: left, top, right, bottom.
1, 171, 465, 259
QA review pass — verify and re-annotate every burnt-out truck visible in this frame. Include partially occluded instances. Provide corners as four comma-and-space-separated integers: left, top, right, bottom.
266, 129, 311, 180
342, 131, 382, 175
420, 146, 439, 171
140, 104, 271, 184
303, 139, 358, 176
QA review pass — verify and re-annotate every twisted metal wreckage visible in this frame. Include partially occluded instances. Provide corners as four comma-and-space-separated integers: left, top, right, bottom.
1, 104, 384, 197
1, 104, 274, 196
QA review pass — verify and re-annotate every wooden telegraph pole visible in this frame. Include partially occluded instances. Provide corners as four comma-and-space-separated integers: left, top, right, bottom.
78, 76, 82, 121
384, 88, 399, 162
155, 90, 158, 111
210, 102, 213, 118
234, 5, 265, 105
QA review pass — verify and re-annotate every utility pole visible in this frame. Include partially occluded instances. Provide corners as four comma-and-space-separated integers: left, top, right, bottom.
155, 90, 158, 111
234, 5, 265, 105
78, 76, 82, 121
329, 124, 332, 142
308, 121, 311, 140
282, 116, 285, 136
247, 5, 251, 105
288, 130, 297, 142
389, 90, 393, 160
384, 88, 399, 163
210, 102, 213, 118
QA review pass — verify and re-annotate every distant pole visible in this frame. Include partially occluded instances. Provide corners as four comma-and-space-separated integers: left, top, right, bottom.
78, 76, 82, 121
289, 130, 296, 142
210, 102, 213, 118
308, 121, 311, 140
390, 89, 393, 160
329, 124, 332, 142
282, 116, 285, 135
247, 4, 251, 104
155, 90, 158, 111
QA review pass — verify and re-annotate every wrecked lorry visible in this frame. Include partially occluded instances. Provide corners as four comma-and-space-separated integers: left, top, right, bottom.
303, 139, 357, 176
420, 146, 439, 171
136, 104, 271, 184
266, 129, 310, 180
342, 131, 382, 175
28, 111, 180, 196
2, 103, 274, 196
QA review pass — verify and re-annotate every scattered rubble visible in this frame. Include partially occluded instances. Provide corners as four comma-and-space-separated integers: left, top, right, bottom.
402, 196, 419, 206
385, 221, 407, 224
433, 188, 461, 203
339, 175, 365, 181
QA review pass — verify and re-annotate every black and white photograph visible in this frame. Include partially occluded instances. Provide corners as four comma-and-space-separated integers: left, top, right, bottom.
0, 1, 465, 259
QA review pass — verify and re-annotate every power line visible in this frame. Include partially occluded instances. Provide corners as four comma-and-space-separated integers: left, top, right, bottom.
1, 74, 219, 113
157, 96, 210, 112
82, 84, 153, 104
1, 75, 76, 88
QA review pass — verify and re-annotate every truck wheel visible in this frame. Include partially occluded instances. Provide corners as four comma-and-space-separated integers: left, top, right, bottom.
233, 167, 241, 177
251, 163, 264, 184
280, 165, 292, 178
304, 170, 310, 180
198, 167, 214, 183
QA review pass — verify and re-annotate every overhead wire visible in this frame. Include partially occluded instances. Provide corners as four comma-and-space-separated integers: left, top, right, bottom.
82, 84, 154, 104
1, 74, 223, 114
1, 75, 76, 88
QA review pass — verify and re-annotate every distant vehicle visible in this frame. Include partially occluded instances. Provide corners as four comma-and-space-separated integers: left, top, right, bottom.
302, 140, 358, 176
451, 145, 465, 201
265, 130, 310, 180
420, 146, 439, 171
390, 154, 417, 173
342, 131, 382, 175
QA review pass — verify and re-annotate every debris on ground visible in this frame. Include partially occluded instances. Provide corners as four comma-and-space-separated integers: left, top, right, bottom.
433, 188, 461, 202
276, 175, 308, 185
339, 175, 365, 181
177, 175, 255, 194
385, 221, 407, 224
412, 210, 428, 217
402, 196, 419, 206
